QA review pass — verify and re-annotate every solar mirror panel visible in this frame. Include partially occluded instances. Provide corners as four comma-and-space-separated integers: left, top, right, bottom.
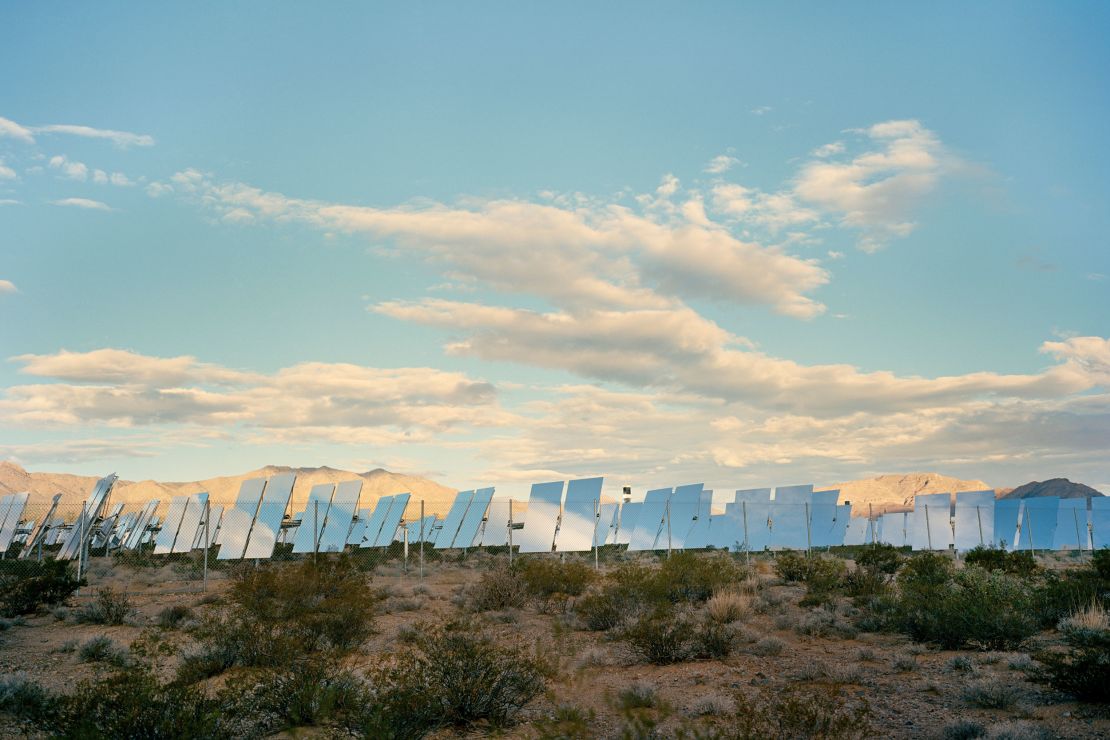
58, 474, 116, 560
19, 493, 60, 558
0, 492, 29, 552
372, 492, 411, 547
993, 498, 1021, 549
517, 481, 565, 553
292, 483, 335, 553
1052, 498, 1089, 551
358, 496, 396, 548
1091, 497, 1110, 549
880, 512, 906, 547
953, 491, 995, 551
843, 515, 868, 546
665, 484, 704, 549
453, 487, 494, 549
808, 490, 841, 547
682, 491, 713, 550
153, 496, 189, 555
433, 490, 474, 548
216, 478, 267, 560
0, 496, 13, 540
594, 503, 619, 547
347, 508, 371, 545
626, 488, 672, 551
557, 478, 603, 552
479, 501, 511, 546
316, 480, 361, 552
768, 485, 810, 550
1015, 497, 1059, 551
243, 473, 296, 559
906, 493, 951, 550
122, 500, 159, 550
172, 494, 208, 554
613, 501, 641, 545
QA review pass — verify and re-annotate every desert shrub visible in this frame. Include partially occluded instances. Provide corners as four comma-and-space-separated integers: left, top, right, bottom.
0, 560, 84, 617
621, 607, 695, 665
178, 556, 376, 681
706, 589, 751, 623
0, 673, 54, 723
1033, 624, 1110, 703
843, 566, 890, 600
78, 636, 130, 667
50, 664, 224, 739
532, 704, 595, 739
656, 552, 745, 603
692, 619, 737, 659
749, 636, 785, 656
854, 543, 902, 574
362, 621, 544, 734
518, 558, 596, 599
720, 684, 871, 739
799, 558, 847, 606
1033, 554, 1110, 627
465, 565, 528, 611
157, 604, 195, 629
896, 563, 1039, 650
964, 546, 1038, 577
947, 655, 975, 673
617, 682, 659, 710
891, 654, 918, 672
74, 587, 132, 625
961, 681, 1024, 709
795, 609, 858, 639
774, 552, 813, 583
574, 588, 629, 631
942, 719, 987, 740
222, 663, 370, 734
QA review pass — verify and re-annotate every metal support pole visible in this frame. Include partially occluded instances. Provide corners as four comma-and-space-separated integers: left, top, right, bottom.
665, 500, 672, 557
1074, 508, 1083, 552
976, 505, 984, 547
868, 503, 875, 544
925, 504, 933, 551
593, 499, 599, 572
804, 502, 812, 556
76, 500, 86, 593
419, 499, 425, 579
508, 499, 514, 567
203, 498, 210, 593
403, 526, 409, 574
313, 500, 319, 565
742, 501, 749, 567
1028, 508, 1036, 556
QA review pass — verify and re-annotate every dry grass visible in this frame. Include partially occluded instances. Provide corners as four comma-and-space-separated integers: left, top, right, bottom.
1058, 600, 1108, 632
706, 589, 752, 624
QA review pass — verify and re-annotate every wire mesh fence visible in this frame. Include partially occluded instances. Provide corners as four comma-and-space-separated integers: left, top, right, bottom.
2, 488, 1105, 599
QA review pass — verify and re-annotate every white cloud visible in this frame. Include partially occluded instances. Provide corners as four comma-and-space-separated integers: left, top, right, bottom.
51, 197, 112, 211
751, 106, 772, 116
34, 123, 154, 148
172, 170, 830, 318
710, 183, 820, 232
146, 181, 173, 197
48, 154, 88, 181
0, 279, 17, 294
704, 154, 740, 174
109, 172, 132, 186
93, 169, 108, 184
0, 159, 16, 180
812, 141, 845, 157
794, 119, 949, 252
0, 116, 35, 143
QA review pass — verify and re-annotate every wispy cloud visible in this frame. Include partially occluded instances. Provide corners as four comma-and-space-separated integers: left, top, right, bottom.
751, 106, 772, 116
48, 154, 88, 181
0, 160, 15, 180
0, 116, 35, 143
34, 123, 154, 148
51, 197, 112, 211
0, 279, 17, 294
704, 154, 741, 174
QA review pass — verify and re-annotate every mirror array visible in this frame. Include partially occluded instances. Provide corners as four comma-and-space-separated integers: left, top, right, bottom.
2, 473, 1107, 565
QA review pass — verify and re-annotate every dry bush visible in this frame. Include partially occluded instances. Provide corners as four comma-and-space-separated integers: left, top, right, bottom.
748, 636, 785, 656
706, 589, 752, 623
73, 587, 132, 625
1058, 600, 1108, 632
157, 604, 194, 629
465, 565, 528, 612
720, 684, 872, 739
961, 681, 1025, 709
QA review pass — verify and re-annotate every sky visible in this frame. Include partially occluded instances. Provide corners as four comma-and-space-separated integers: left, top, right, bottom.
1, 2, 1108, 496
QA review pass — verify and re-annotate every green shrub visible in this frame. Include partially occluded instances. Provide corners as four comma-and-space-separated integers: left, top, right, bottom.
961, 680, 1024, 709
178, 556, 376, 681
74, 587, 132, 625
691, 619, 736, 659
574, 588, 630, 631
0, 673, 54, 723
964, 546, 1038, 577
77, 636, 131, 667
465, 565, 528, 612
1034, 626, 1110, 703
0, 560, 83, 617
621, 607, 695, 665
617, 682, 659, 710
854, 543, 903, 574
223, 663, 370, 734
518, 558, 596, 599
722, 684, 871, 739
157, 604, 195, 629
656, 552, 745, 603
942, 719, 986, 740
843, 566, 889, 600
1032, 558, 1109, 628
774, 552, 813, 583
897, 565, 1039, 650
532, 704, 595, 739
363, 621, 545, 735
799, 558, 847, 606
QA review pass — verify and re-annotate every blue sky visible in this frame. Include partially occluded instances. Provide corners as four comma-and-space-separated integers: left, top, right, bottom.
1, 2, 1108, 494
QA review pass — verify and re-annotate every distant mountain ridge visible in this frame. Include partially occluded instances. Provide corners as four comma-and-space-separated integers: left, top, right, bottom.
999, 478, 1104, 500
0, 461, 457, 518
818, 472, 992, 517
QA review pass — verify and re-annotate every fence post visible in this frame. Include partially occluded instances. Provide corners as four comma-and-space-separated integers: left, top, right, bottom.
593, 499, 600, 572
203, 498, 210, 593
976, 505, 984, 547
508, 499, 514, 567
665, 500, 672, 557
313, 500, 319, 565
419, 499, 425, 580
1073, 508, 1083, 552
76, 500, 86, 594
924, 504, 933, 551
868, 503, 875, 544
804, 502, 812, 556
403, 526, 409, 574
